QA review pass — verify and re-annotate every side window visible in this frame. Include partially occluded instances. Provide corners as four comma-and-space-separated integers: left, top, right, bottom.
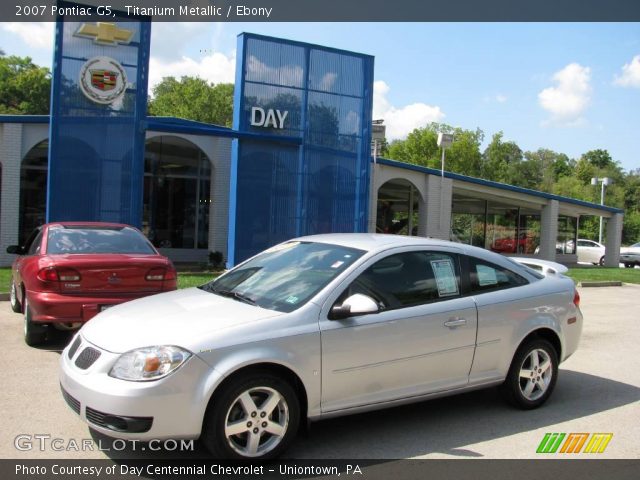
27, 230, 43, 255
340, 251, 461, 310
24, 229, 43, 256
468, 257, 528, 293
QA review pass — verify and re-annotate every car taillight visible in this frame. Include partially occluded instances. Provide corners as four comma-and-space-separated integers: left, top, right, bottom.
146, 267, 175, 281
37, 267, 81, 282
573, 289, 580, 307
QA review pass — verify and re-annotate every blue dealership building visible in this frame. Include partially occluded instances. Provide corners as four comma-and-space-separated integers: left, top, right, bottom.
0, 20, 625, 268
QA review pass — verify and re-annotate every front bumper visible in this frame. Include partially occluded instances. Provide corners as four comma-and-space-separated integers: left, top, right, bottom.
28, 290, 162, 324
59, 335, 223, 440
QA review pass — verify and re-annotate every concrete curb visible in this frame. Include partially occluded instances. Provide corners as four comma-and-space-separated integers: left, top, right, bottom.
0, 293, 8, 301
579, 281, 624, 287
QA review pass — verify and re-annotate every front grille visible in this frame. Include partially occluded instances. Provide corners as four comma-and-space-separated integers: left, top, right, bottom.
68, 336, 82, 359
60, 385, 80, 415
75, 347, 101, 369
85, 407, 153, 433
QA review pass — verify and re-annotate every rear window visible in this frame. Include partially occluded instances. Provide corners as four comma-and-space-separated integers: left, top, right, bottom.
468, 257, 528, 293
47, 227, 155, 255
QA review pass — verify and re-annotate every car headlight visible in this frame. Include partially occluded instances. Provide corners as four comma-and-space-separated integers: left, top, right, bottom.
109, 346, 191, 381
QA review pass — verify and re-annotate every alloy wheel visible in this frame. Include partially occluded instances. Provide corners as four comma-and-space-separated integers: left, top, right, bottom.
223, 386, 289, 458
518, 348, 553, 401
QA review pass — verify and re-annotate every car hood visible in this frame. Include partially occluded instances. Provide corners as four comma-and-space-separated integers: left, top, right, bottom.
620, 247, 640, 254
79, 288, 284, 353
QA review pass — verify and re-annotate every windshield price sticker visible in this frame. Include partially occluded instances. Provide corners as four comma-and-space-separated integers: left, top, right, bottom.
430, 259, 459, 297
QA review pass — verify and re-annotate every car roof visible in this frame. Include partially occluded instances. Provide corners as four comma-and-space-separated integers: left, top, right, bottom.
292, 233, 461, 253
43, 221, 132, 229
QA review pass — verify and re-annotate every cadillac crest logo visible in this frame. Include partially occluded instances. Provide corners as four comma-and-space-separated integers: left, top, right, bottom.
79, 56, 128, 105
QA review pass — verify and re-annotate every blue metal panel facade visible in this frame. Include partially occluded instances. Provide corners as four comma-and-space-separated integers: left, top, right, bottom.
228, 33, 374, 265
47, 5, 150, 226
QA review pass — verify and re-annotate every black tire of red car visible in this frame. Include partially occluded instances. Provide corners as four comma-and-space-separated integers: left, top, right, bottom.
9, 282, 22, 313
201, 371, 300, 460
23, 297, 46, 346
500, 338, 559, 410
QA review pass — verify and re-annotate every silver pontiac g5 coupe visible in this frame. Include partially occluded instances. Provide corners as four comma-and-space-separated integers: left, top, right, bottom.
60, 234, 583, 459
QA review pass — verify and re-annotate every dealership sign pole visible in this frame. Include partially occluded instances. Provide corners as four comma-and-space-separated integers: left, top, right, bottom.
47, 2, 151, 227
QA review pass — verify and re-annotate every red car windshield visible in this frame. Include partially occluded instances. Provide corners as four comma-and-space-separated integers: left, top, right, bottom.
47, 227, 156, 255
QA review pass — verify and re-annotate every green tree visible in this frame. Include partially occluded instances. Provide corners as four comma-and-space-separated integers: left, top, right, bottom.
386, 125, 439, 168
148, 77, 234, 127
0, 54, 51, 114
581, 149, 614, 169
482, 131, 523, 184
385, 123, 483, 176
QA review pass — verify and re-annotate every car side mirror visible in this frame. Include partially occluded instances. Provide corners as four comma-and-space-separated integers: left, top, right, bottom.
330, 293, 379, 320
6, 245, 24, 255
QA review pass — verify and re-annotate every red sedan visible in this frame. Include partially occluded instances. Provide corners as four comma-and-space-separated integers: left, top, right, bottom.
7, 222, 177, 346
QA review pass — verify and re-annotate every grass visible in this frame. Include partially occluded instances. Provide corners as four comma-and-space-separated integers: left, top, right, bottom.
177, 273, 220, 289
0, 268, 11, 290
566, 267, 640, 285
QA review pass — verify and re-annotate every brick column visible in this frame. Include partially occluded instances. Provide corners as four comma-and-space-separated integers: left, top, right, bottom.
604, 212, 623, 267
0, 124, 23, 267
424, 174, 452, 240
539, 200, 559, 261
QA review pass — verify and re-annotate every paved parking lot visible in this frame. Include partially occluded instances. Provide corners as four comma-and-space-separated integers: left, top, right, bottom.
1, 285, 639, 459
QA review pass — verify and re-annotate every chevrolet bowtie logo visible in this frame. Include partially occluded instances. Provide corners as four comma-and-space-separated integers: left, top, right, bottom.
74, 23, 133, 46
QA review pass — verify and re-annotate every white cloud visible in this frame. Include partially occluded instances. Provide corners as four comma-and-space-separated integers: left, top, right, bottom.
538, 63, 591, 127
373, 80, 445, 140
483, 93, 508, 104
2, 22, 54, 49
613, 55, 640, 88
148, 50, 236, 92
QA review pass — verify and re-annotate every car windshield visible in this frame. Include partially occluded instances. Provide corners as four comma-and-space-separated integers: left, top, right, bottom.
200, 241, 365, 313
47, 226, 156, 255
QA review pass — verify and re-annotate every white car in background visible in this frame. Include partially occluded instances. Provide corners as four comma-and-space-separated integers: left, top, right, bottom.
575, 239, 606, 265
620, 242, 640, 268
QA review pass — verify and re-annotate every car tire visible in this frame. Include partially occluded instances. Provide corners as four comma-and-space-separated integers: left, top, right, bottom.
501, 338, 558, 410
201, 371, 300, 460
10, 282, 22, 313
599, 256, 605, 266
23, 297, 46, 346
625, 263, 633, 268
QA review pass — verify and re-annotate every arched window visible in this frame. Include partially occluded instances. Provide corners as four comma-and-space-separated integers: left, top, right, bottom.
20, 140, 48, 244
144, 136, 211, 249
377, 179, 421, 236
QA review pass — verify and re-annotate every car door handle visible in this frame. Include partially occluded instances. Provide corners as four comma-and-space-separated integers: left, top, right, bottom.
444, 317, 467, 328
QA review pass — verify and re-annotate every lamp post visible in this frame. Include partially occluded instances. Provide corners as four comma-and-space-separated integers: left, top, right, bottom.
591, 177, 612, 244
437, 132, 454, 177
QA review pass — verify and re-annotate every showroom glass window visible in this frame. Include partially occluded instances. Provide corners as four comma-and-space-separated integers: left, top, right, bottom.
557, 216, 577, 254
144, 136, 211, 249
19, 141, 48, 245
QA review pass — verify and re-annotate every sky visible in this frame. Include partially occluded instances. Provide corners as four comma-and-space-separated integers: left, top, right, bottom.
1, 22, 639, 172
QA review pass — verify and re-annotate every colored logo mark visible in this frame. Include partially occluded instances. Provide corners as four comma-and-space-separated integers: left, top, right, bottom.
536, 433, 613, 454
90, 70, 118, 91
75, 23, 134, 46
